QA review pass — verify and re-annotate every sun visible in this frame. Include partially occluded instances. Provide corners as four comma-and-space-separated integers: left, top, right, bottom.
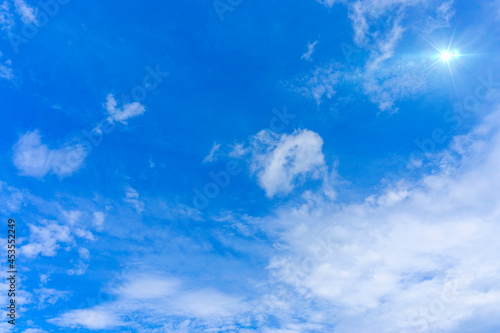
421, 33, 464, 95
440, 51, 451, 61
439, 49, 460, 63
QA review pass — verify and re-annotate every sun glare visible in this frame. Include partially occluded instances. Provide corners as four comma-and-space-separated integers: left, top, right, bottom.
440, 51, 451, 61
421, 33, 464, 95
440, 49, 459, 62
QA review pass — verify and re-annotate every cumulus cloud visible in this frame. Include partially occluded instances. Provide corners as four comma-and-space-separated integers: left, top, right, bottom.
105, 94, 146, 124
262, 108, 500, 332
244, 129, 327, 197
12, 130, 88, 178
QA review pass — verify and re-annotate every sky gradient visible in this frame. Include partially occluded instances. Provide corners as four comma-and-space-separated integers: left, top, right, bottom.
1, 0, 500, 332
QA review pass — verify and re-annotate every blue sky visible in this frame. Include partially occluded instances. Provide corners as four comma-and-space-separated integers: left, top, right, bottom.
1, 0, 500, 332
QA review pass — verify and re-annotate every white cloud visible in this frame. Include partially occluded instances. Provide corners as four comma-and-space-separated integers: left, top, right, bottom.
0, 181, 24, 213
301, 41, 318, 61
262, 107, 500, 332
0, 1, 14, 30
357, 22, 431, 112
49, 275, 247, 330
20, 222, 73, 258
0, 182, 101, 268
0, 58, 13, 80
361, 56, 428, 112
426, 0, 454, 32
12, 130, 88, 178
34, 288, 70, 309
61, 210, 82, 225
78, 247, 90, 261
300, 0, 456, 112
293, 52, 429, 112
39, 273, 50, 285
105, 94, 146, 124
203, 142, 221, 164
67, 259, 89, 276
114, 276, 180, 300
13, 0, 37, 24
48, 309, 122, 330
315, 0, 339, 8
324, 0, 446, 48
293, 64, 343, 105
74, 228, 95, 241
246, 129, 327, 197
124, 186, 144, 213
149, 199, 203, 221
229, 142, 248, 158
93, 211, 105, 229
365, 23, 404, 71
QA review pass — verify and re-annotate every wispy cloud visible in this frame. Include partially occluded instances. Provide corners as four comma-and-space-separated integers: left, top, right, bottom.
301, 40, 318, 61
48, 308, 122, 330
365, 22, 404, 71
203, 142, 221, 164
0, 181, 25, 213
297, 0, 455, 112
426, 0, 455, 32
49, 274, 248, 331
